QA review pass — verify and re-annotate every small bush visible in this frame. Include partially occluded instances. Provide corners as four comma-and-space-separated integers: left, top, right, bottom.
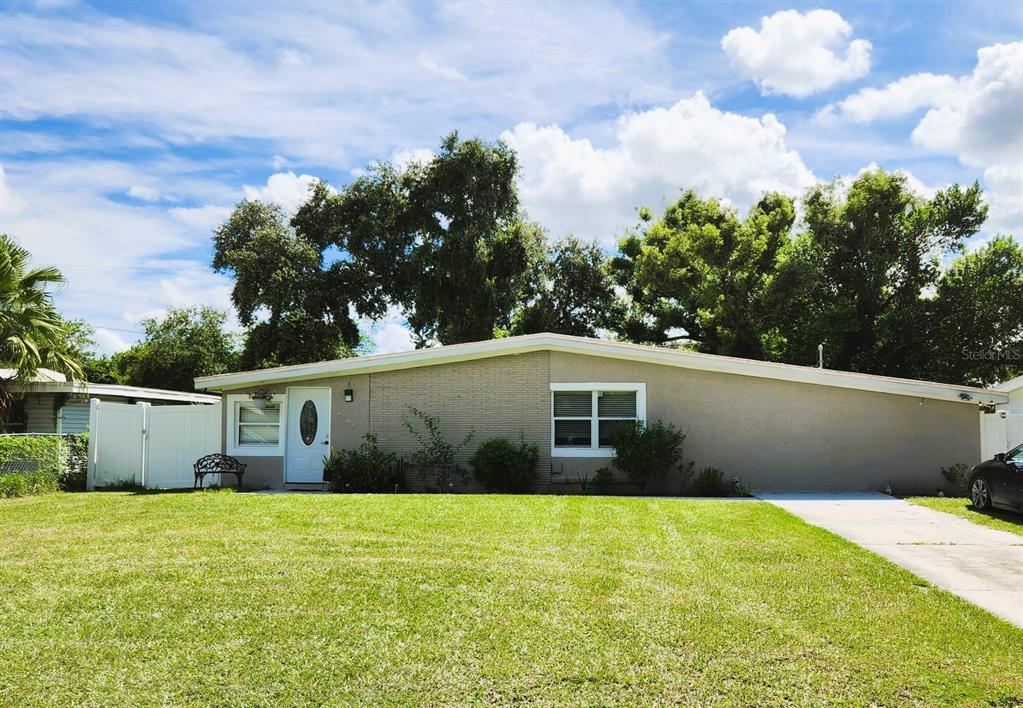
402, 406, 473, 492
0, 470, 60, 498
589, 466, 613, 495
941, 462, 969, 491
731, 478, 754, 498
95, 479, 144, 492
609, 419, 692, 493
689, 467, 732, 497
323, 434, 403, 493
469, 437, 539, 493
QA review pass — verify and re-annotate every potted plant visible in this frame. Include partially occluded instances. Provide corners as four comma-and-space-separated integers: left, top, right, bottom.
249, 388, 274, 410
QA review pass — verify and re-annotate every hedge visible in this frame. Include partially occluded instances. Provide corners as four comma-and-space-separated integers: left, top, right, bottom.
0, 434, 88, 498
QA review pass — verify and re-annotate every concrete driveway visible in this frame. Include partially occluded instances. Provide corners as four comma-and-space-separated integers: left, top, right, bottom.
758, 492, 1023, 628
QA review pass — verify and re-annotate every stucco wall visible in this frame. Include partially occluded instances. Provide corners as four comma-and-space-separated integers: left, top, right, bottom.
549, 352, 980, 494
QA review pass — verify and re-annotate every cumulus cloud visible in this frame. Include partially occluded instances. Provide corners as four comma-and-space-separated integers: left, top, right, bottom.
362, 307, 415, 354
822, 43, 1023, 237
503, 93, 816, 245
242, 172, 318, 214
722, 9, 871, 97
817, 73, 961, 123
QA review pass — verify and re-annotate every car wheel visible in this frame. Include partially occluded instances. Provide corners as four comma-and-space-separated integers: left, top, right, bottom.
970, 476, 992, 510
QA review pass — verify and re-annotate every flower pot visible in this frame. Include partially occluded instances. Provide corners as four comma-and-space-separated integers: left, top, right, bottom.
251, 398, 269, 410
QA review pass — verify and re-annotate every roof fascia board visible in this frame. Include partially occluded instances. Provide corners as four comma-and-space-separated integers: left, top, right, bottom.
15, 381, 219, 403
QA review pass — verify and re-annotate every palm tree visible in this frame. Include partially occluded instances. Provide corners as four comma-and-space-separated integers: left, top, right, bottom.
0, 234, 83, 421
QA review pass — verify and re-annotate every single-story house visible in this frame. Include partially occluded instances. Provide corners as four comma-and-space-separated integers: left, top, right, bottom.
994, 374, 1023, 413
194, 333, 1008, 493
980, 374, 1023, 459
1, 368, 219, 434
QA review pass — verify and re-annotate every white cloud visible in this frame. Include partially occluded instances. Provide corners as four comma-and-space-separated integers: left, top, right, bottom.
0, 159, 237, 354
503, 93, 816, 245
0, 2, 676, 165
169, 204, 232, 231
823, 43, 1022, 237
92, 328, 131, 354
391, 148, 434, 172
417, 54, 468, 82
722, 9, 871, 97
242, 172, 318, 214
817, 73, 961, 123
982, 163, 1023, 236
910, 43, 1023, 168
362, 307, 414, 354
127, 184, 161, 201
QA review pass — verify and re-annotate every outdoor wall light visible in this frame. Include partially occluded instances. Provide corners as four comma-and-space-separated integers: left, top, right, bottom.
344, 389, 354, 403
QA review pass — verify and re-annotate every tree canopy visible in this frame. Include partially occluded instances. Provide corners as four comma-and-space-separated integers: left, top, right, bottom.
113, 306, 239, 392
612, 190, 796, 359
765, 170, 989, 377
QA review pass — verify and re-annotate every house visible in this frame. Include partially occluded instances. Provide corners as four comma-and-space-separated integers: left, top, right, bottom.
194, 333, 1008, 493
1, 368, 220, 435
980, 374, 1023, 459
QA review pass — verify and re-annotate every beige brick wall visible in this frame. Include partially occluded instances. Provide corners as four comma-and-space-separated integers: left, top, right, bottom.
368, 351, 552, 490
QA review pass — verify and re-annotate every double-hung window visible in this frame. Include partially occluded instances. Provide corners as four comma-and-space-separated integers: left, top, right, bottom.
226, 394, 284, 455
551, 383, 646, 457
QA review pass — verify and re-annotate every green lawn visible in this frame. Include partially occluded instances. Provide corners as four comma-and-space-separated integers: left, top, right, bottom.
1, 493, 1021, 705
909, 496, 1023, 538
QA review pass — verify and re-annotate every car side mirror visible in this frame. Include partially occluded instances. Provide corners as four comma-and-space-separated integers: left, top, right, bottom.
994, 452, 1006, 461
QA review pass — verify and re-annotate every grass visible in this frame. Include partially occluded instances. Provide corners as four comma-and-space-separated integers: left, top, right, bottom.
1, 493, 1021, 706
909, 496, 1023, 538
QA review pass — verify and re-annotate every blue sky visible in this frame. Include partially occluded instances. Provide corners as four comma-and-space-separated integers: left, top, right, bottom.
1, 0, 1021, 354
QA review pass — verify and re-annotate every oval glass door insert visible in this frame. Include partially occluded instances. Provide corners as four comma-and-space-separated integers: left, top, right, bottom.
299, 400, 318, 446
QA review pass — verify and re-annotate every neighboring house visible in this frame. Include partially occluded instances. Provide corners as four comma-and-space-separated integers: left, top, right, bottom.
994, 374, 1023, 413
1, 368, 220, 434
980, 374, 1023, 459
194, 333, 1007, 493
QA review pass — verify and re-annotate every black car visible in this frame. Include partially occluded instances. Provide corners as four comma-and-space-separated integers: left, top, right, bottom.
969, 443, 1023, 512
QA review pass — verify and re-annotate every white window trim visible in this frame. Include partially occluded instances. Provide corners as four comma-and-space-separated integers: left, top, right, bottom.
550, 383, 646, 458
226, 393, 286, 456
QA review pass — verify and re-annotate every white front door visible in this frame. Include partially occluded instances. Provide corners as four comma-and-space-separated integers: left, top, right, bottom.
285, 387, 331, 483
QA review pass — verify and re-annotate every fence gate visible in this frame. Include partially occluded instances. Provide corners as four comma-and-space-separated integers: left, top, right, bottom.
980, 411, 1023, 461
87, 399, 222, 489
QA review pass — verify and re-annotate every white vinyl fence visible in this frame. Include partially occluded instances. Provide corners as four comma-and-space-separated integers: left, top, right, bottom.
87, 399, 222, 489
980, 411, 1023, 461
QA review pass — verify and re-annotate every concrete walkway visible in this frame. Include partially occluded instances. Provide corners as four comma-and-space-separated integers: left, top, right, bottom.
758, 492, 1023, 628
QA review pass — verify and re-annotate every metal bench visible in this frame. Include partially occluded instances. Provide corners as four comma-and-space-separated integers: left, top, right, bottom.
193, 453, 246, 489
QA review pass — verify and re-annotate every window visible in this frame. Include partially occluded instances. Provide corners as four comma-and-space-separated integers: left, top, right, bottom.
238, 403, 281, 446
551, 383, 645, 457
226, 394, 284, 455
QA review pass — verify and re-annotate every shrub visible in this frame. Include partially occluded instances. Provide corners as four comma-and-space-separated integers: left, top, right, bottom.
469, 437, 539, 493
589, 466, 613, 495
402, 406, 473, 492
0, 469, 60, 498
609, 419, 692, 493
323, 434, 403, 493
689, 467, 733, 497
941, 462, 969, 491
59, 434, 88, 491
0, 434, 61, 498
